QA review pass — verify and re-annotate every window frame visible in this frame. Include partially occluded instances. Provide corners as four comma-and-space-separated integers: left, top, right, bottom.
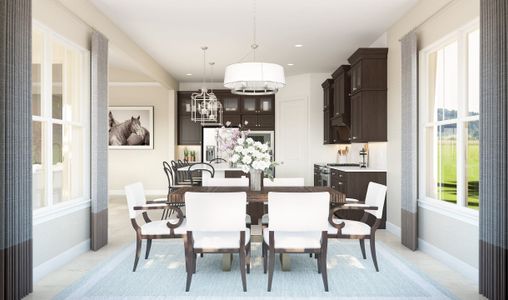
418, 19, 480, 225
32, 21, 91, 221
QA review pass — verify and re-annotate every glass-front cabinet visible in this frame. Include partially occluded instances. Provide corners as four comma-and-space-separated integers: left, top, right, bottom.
221, 95, 241, 114
241, 96, 274, 114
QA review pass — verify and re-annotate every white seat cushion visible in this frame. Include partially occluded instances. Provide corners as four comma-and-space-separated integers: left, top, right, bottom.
193, 228, 250, 249
346, 197, 359, 202
261, 214, 269, 225
141, 219, 186, 236
327, 218, 371, 236
263, 228, 322, 249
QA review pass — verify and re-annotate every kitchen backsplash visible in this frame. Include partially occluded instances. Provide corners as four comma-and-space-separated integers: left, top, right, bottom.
335, 142, 387, 169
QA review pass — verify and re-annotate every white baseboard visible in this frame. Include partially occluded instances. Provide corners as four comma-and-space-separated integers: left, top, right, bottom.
383, 222, 478, 283
109, 189, 166, 196
33, 239, 90, 283
417, 238, 478, 283
385, 221, 401, 238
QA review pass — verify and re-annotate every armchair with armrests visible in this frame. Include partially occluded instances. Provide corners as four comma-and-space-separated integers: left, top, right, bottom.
184, 192, 251, 292
263, 192, 330, 292
125, 182, 186, 272
327, 182, 387, 271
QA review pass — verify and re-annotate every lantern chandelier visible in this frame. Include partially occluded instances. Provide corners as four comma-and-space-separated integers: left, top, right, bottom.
223, 0, 285, 95
191, 46, 223, 125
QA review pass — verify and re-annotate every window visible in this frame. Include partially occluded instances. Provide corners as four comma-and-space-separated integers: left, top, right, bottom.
419, 21, 479, 213
32, 23, 90, 212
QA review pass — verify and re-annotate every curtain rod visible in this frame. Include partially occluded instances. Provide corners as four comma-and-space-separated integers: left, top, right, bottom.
399, 0, 458, 41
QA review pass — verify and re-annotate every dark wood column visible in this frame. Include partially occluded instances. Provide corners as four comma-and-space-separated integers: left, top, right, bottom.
479, 1, 508, 299
0, 0, 33, 299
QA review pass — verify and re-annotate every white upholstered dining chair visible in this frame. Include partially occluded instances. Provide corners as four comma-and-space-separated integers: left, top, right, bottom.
184, 192, 250, 292
124, 182, 186, 272
263, 192, 330, 292
328, 182, 387, 271
261, 178, 305, 226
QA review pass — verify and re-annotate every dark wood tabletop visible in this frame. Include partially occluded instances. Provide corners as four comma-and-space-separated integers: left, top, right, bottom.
169, 186, 346, 204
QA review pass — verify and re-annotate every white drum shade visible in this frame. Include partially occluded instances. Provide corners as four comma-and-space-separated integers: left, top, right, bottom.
224, 62, 285, 95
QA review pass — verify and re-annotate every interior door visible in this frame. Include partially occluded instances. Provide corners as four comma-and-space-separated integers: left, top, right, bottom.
275, 97, 308, 183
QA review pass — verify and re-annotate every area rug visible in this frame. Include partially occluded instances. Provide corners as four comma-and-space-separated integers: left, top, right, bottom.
55, 239, 456, 300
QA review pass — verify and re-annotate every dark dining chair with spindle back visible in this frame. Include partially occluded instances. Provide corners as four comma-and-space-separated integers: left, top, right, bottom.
161, 161, 187, 220
187, 162, 215, 186
208, 157, 227, 164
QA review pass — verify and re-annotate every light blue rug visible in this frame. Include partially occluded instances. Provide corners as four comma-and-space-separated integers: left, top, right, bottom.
55, 239, 456, 300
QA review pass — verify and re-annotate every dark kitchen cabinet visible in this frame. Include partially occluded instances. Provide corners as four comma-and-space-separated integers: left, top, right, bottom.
331, 65, 351, 123
242, 114, 274, 130
321, 79, 334, 144
178, 115, 202, 145
178, 91, 193, 114
242, 96, 274, 114
330, 168, 387, 228
350, 91, 387, 142
348, 48, 388, 95
219, 94, 241, 114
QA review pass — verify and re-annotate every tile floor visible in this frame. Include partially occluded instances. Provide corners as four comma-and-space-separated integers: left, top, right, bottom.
24, 196, 484, 300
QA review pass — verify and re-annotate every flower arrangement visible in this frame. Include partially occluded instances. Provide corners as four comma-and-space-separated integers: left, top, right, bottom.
217, 121, 278, 178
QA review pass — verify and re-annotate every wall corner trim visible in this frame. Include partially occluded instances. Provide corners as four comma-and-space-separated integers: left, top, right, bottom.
33, 239, 91, 283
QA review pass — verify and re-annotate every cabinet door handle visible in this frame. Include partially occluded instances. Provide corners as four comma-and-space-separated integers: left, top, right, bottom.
353, 136, 357, 139
339, 174, 343, 178
348, 137, 352, 141
333, 139, 336, 142
338, 182, 343, 185
352, 87, 357, 91
336, 112, 339, 115
348, 93, 352, 96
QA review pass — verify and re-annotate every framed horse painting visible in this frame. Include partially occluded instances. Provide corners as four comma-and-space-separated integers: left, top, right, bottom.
108, 106, 154, 149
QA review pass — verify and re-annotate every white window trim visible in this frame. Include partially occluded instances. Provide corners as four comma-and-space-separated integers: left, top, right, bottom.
32, 21, 91, 221
418, 18, 480, 225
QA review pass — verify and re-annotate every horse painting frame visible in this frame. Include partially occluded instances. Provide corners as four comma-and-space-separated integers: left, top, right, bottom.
108, 106, 154, 150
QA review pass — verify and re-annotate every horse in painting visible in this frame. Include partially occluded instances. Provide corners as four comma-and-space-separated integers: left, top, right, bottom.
109, 113, 149, 146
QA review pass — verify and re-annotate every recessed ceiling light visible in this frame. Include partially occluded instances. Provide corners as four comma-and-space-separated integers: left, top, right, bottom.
186, 73, 192, 76
287, 63, 294, 66
294, 44, 303, 48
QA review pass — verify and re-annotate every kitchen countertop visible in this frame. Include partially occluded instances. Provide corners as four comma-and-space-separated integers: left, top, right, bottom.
329, 166, 386, 173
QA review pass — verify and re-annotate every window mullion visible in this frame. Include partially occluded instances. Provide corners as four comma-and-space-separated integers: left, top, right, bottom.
456, 32, 468, 207
43, 30, 54, 208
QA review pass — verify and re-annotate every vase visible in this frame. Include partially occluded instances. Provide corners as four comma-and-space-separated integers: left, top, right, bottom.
249, 168, 263, 191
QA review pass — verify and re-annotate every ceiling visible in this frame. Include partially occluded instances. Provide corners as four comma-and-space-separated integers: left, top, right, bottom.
92, 0, 418, 82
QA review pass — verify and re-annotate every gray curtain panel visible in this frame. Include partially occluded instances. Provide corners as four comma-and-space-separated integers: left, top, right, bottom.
479, 1, 507, 299
91, 31, 109, 251
0, 0, 33, 298
400, 31, 418, 251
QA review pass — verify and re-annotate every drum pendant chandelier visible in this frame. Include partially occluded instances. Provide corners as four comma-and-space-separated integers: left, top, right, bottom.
223, 0, 285, 95
191, 47, 223, 125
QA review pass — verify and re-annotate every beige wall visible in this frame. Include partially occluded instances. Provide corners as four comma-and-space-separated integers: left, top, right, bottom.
108, 68, 177, 194
386, 0, 480, 270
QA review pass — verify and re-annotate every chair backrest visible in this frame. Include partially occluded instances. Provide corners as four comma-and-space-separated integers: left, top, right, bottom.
209, 157, 227, 164
185, 192, 247, 231
268, 192, 329, 231
188, 163, 215, 185
263, 177, 304, 187
202, 177, 249, 187
124, 182, 147, 219
163, 161, 174, 187
364, 182, 387, 219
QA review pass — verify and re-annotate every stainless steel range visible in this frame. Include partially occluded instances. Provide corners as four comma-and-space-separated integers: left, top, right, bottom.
318, 163, 360, 187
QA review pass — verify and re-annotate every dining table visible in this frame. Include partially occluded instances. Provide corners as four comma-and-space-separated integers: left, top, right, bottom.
167, 185, 363, 271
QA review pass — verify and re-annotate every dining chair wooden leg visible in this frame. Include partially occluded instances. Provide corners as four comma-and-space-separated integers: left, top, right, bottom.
267, 232, 275, 292
359, 239, 366, 259
246, 242, 251, 274
321, 232, 329, 291
133, 237, 142, 272
316, 253, 321, 274
262, 242, 267, 274
240, 233, 247, 292
193, 253, 197, 273
145, 239, 152, 259
185, 255, 193, 292
369, 236, 379, 272
309, 253, 313, 258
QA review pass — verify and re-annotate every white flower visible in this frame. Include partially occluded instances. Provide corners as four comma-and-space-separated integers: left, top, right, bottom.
230, 154, 239, 163
234, 145, 244, 153
237, 138, 245, 145
247, 146, 255, 153
260, 144, 269, 152
241, 148, 250, 156
242, 155, 252, 165
241, 165, 250, 173
254, 141, 262, 148
246, 138, 254, 145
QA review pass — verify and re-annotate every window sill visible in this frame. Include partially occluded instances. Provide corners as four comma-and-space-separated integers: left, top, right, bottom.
417, 198, 479, 226
33, 198, 91, 225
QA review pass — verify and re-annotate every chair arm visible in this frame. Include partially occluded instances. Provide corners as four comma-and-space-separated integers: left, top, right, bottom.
147, 198, 167, 204
332, 204, 378, 211
328, 207, 345, 231
166, 206, 185, 229
133, 203, 170, 211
